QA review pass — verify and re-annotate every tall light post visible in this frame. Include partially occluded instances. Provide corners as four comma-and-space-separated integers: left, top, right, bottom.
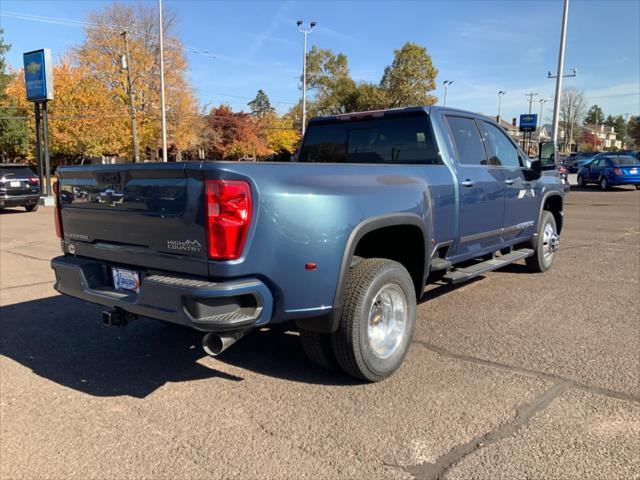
297, 20, 316, 136
497, 91, 506, 122
538, 98, 548, 140
121, 31, 140, 163
442, 80, 453, 107
551, 0, 570, 149
158, 0, 168, 162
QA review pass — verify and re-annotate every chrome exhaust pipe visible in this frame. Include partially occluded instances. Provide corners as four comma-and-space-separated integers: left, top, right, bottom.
202, 330, 247, 356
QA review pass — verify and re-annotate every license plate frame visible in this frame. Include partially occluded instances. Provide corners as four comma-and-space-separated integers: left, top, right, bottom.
112, 267, 141, 293
9, 181, 21, 187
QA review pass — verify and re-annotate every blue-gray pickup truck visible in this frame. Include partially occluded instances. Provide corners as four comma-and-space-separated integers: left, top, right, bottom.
51, 106, 567, 381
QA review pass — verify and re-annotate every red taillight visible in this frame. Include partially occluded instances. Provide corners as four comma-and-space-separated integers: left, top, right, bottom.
53, 180, 63, 239
205, 180, 252, 260
613, 168, 622, 176
29, 176, 39, 184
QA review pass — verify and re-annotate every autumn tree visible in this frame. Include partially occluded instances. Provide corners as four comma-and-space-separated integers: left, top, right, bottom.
380, 42, 438, 107
5, 61, 130, 158
263, 112, 299, 160
203, 105, 269, 160
248, 89, 274, 117
74, 3, 198, 159
0, 28, 29, 160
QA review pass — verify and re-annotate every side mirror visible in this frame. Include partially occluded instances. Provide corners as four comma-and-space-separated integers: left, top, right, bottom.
523, 159, 541, 181
538, 141, 556, 168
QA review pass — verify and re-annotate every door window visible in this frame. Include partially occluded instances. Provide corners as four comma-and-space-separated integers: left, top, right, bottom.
480, 121, 521, 167
445, 116, 488, 166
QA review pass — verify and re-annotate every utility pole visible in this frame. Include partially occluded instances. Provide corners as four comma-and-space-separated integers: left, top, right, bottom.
121, 31, 140, 163
297, 20, 316, 136
538, 98, 548, 140
497, 91, 506, 122
550, 0, 570, 149
525, 92, 539, 114
442, 80, 453, 107
158, 0, 168, 162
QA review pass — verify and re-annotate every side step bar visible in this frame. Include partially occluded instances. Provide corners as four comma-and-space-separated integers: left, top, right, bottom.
442, 248, 533, 284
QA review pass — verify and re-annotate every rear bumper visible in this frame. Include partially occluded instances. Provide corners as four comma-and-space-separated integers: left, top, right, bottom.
0, 194, 40, 207
51, 255, 273, 332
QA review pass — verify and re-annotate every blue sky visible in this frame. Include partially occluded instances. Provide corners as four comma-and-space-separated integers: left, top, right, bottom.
2, 0, 639, 123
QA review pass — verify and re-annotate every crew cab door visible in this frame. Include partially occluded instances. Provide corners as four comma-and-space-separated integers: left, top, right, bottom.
445, 115, 505, 255
477, 120, 538, 241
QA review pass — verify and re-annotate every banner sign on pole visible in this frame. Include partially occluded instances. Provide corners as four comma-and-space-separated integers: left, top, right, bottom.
519, 114, 537, 132
23, 49, 54, 102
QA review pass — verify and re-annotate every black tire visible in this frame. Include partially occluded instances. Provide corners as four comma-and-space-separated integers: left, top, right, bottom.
299, 329, 337, 371
25, 202, 39, 212
525, 211, 558, 273
331, 258, 416, 382
599, 177, 608, 191
577, 174, 586, 187
635, 185, 640, 190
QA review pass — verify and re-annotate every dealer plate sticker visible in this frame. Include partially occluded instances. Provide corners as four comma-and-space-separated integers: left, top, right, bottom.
630, 168, 637, 174
112, 267, 140, 293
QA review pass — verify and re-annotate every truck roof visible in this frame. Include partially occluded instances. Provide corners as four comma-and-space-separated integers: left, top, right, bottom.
308, 106, 496, 124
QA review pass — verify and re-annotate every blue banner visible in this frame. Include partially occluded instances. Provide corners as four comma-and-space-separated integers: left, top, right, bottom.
519, 114, 537, 132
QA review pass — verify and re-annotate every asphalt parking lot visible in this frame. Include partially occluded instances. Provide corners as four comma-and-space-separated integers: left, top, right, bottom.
1, 185, 639, 480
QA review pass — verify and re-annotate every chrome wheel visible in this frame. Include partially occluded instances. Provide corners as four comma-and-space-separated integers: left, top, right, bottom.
542, 221, 559, 261
367, 284, 408, 359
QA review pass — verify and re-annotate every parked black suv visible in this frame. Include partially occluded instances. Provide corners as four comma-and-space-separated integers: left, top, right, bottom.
0, 164, 41, 212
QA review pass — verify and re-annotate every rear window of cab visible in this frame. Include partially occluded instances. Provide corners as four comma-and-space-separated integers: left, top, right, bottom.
298, 113, 441, 165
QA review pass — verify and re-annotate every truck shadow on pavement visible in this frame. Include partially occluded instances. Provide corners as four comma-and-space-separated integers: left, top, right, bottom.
0, 295, 359, 397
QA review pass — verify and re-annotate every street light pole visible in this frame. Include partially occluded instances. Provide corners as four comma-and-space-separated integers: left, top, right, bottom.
158, 0, 168, 162
551, 0, 570, 148
497, 91, 506, 122
297, 20, 316, 136
442, 80, 453, 107
121, 31, 140, 163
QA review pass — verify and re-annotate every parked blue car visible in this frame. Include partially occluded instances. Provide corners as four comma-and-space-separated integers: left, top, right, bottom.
577, 155, 640, 190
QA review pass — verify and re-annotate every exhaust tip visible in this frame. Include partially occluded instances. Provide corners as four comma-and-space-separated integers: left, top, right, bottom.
202, 333, 225, 356
202, 330, 247, 357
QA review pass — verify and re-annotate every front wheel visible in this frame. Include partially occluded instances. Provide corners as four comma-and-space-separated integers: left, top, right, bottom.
525, 211, 558, 273
635, 185, 640, 190
331, 258, 417, 382
577, 174, 586, 187
600, 177, 609, 191
25, 202, 39, 212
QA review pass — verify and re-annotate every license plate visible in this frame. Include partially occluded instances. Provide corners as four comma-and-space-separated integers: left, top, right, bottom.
112, 267, 140, 293
630, 168, 638, 174
10, 181, 21, 187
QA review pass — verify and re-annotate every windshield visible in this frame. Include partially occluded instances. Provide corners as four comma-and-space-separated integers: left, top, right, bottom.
610, 156, 638, 166
298, 113, 441, 164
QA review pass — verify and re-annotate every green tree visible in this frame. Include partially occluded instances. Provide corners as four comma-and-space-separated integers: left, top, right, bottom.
305, 46, 357, 115
628, 115, 640, 148
584, 105, 604, 125
380, 42, 438, 107
0, 28, 29, 161
247, 89, 275, 117
612, 115, 627, 146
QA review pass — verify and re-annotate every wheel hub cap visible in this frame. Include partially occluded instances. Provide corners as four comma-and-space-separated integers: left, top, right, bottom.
542, 222, 559, 259
367, 284, 408, 359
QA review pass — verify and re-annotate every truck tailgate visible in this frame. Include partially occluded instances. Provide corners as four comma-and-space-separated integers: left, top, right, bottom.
57, 162, 209, 276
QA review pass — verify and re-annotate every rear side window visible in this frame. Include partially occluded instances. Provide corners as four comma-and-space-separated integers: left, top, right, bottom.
479, 121, 521, 167
0, 166, 35, 178
610, 156, 637, 166
298, 114, 441, 164
445, 116, 488, 166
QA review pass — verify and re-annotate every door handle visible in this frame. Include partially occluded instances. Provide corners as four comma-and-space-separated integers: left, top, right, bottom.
461, 180, 474, 188
504, 178, 515, 185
